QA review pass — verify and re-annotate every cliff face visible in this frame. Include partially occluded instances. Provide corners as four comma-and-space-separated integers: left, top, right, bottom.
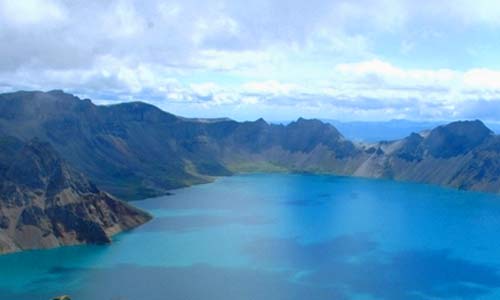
0, 91, 359, 199
0, 137, 151, 254
2, 90, 500, 201
0, 91, 233, 199
355, 121, 500, 193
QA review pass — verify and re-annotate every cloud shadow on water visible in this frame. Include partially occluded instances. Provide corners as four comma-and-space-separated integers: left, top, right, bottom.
3, 234, 500, 300
243, 233, 378, 268
243, 234, 500, 300
46, 264, 345, 300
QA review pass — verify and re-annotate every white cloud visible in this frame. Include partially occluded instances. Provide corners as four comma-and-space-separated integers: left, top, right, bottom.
3, 0, 500, 121
4, 54, 500, 121
0, 0, 66, 27
189, 82, 220, 97
448, 0, 500, 26
242, 81, 298, 95
102, 1, 147, 38
332, 60, 500, 101
463, 69, 500, 90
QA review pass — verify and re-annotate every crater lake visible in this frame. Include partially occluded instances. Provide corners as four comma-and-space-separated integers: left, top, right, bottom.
2, 173, 500, 300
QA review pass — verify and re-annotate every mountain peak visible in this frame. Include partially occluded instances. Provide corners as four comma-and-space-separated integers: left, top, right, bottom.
47, 89, 67, 96
289, 118, 342, 136
295, 117, 322, 124
105, 101, 177, 123
441, 119, 492, 134
424, 120, 493, 158
255, 117, 267, 125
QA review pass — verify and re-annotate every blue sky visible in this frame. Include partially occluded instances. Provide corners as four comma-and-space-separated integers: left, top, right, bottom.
2, 0, 500, 121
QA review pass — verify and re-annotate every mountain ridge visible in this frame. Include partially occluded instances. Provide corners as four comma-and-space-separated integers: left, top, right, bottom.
1, 90, 500, 200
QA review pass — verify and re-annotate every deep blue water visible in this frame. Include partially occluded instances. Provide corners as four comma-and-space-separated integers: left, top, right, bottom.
2, 174, 500, 300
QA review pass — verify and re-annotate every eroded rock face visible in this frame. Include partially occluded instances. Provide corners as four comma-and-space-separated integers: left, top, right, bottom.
0, 137, 151, 254
2, 90, 500, 202
356, 120, 500, 193
423, 120, 493, 158
0, 91, 360, 199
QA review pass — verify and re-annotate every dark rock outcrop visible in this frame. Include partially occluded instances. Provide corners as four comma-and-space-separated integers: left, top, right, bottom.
355, 120, 500, 193
0, 137, 151, 254
52, 295, 71, 300
423, 120, 493, 158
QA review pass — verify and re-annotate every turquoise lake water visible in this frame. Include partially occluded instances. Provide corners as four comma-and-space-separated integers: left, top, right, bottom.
2, 173, 500, 300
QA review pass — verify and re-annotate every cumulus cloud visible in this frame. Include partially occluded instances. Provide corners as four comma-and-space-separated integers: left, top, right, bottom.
1, 0, 500, 121
0, 0, 66, 27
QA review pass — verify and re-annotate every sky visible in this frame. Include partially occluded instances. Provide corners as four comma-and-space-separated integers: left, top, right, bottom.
2, 0, 500, 121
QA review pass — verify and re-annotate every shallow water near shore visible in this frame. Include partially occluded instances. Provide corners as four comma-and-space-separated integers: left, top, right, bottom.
2, 173, 500, 300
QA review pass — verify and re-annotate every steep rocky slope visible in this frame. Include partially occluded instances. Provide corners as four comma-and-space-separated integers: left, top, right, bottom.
0, 137, 151, 254
0, 91, 359, 199
1, 90, 500, 200
356, 120, 500, 193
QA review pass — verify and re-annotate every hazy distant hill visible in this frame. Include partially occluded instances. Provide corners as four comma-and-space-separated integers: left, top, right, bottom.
323, 119, 445, 142
320, 119, 500, 142
273, 119, 445, 141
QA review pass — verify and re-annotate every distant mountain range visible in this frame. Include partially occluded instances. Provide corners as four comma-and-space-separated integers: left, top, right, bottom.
2, 90, 500, 252
299, 119, 500, 142
272, 119, 444, 142
321, 119, 445, 142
